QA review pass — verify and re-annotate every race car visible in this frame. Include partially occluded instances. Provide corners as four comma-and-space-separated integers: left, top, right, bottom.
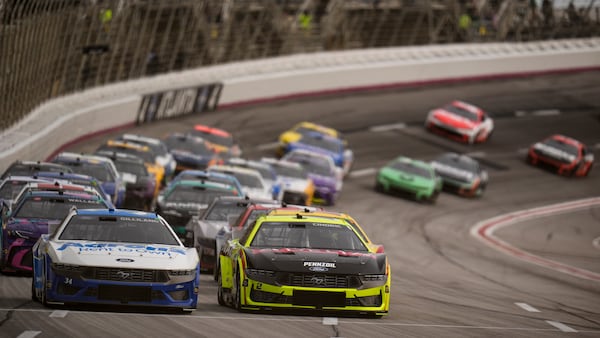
94, 151, 157, 210
169, 170, 244, 196
425, 100, 494, 144
430, 152, 488, 197
261, 158, 315, 206
277, 121, 342, 157
164, 132, 223, 174
283, 131, 354, 177
184, 196, 274, 273
155, 179, 239, 240
282, 149, 342, 205
96, 140, 164, 195
217, 213, 390, 317
189, 124, 242, 159
51, 152, 126, 207
225, 158, 282, 201
116, 133, 177, 182
32, 171, 115, 208
526, 134, 594, 177
31, 208, 200, 311
375, 156, 442, 203
0, 176, 51, 206
1, 160, 73, 180
208, 165, 272, 201
1, 182, 110, 273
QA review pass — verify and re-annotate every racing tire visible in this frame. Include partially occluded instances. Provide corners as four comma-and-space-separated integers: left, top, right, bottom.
234, 270, 242, 311
374, 181, 384, 193
428, 191, 439, 204
31, 277, 38, 302
217, 270, 226, 306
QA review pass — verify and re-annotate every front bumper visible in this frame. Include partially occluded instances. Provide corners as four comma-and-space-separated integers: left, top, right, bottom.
240, 276, 390, 315
43, 266, 199, 309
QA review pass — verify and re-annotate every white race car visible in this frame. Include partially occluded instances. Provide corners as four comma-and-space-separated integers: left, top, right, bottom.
31, 208, 200, 311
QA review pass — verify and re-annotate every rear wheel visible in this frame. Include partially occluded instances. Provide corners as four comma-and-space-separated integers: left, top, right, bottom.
31, 277, 37, 302
375, 181, 384, 193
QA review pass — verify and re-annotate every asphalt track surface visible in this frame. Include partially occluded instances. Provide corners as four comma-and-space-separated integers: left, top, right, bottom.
1, 71, 600, 338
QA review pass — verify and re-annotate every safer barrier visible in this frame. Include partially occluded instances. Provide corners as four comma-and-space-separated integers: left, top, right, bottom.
1, 38, 599, 174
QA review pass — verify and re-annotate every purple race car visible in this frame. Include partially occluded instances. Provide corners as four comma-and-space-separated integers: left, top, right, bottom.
0, 182, 110, 273
282, 149, 343, 205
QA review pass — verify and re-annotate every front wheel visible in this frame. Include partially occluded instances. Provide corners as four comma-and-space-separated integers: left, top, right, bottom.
217, 270, 226, 306
233, 270, 242, 311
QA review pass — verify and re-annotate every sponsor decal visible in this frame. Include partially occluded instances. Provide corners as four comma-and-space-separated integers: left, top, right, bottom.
311, 223, 341, 228
119, 217, 160, 223
309, 266, 329, 272
56, 242, 186, 255
164, 202, 208, 209
303, 261, 336, 269
116, 258, 135, 262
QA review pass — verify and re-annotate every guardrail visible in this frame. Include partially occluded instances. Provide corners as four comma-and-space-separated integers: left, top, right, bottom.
1, 37, 599, 174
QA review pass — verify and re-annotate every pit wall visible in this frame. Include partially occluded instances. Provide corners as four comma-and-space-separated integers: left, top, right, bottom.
1, 38, 599, 173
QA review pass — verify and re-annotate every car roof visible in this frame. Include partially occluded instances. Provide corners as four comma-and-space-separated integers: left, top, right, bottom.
193, 124, 231, 137
209, 165, 262, 177
75, 208, 159, 218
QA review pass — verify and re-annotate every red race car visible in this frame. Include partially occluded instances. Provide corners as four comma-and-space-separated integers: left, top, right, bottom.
527, 134, 594, 177
425, 100, 494, 144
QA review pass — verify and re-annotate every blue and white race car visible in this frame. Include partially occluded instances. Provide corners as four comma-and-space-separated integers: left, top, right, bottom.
32, 208, 200, 312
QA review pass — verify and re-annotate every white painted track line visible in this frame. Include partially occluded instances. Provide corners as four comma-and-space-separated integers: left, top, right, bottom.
16, 331, 41, 338
531, 109, 561, 116
515, 302, 540, 313
348, 168, 377, 178
256, 142, 279, 151
369, 123, 406, 132
49, 310, 69, 318
545, 321, 578, 332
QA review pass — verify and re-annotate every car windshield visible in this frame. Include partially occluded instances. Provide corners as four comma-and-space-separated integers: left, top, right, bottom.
59, 215, 180, 245
444, 104, 479, 121
3, 163, 72, 178
271, 163, 308, 179
96, 145, 155, 163
14, 197, 106, 219
165, 185, 236, 203
250, 221, 367, 251
0, 180, 31, 201
113, 161, 148, 177
435, 154, 478, 172
298, 135, 341, 153
204, 201, 246, 221
389, 160, 433, 179
544, 138, 579, 156
214, 170, 263, 189
165, 136, 214, 155
59, 162, 115, 183
66, 179, 106, 198
286, 154, 332, 177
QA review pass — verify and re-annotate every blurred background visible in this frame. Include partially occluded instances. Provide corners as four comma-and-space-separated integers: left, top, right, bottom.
1, 0, 599, 131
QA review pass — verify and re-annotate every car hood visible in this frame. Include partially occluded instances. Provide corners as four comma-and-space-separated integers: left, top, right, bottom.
433, 110, 476, 130
244, 248, 386, 275
7, 218, 61, 239
48, 241, 198, 269
280, 177, 310, 192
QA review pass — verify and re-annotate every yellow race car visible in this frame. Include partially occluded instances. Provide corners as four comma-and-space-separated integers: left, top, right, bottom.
217, 213, 391, 317
277, 121, 342, 157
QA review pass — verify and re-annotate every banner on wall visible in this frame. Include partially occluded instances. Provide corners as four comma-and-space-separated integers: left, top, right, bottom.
136, 82, 223, 124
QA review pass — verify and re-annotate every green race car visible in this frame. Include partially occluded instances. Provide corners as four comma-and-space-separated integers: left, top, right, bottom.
375, 156, 442, 203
